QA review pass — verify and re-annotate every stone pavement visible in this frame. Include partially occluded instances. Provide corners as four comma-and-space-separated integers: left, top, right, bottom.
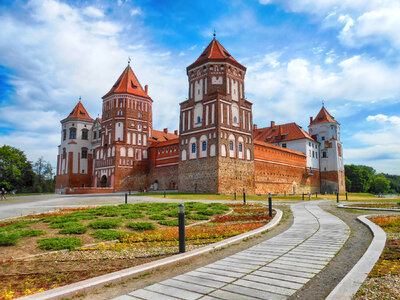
113, 201, 350, 300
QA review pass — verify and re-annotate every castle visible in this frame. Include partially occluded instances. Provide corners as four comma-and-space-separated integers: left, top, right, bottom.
55, 37, 345, 195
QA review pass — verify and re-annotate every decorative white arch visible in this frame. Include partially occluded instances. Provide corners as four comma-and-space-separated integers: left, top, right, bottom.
120, 147, 126, 157
199, 134, 207, 158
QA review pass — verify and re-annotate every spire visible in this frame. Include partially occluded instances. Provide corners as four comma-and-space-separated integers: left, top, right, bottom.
103, 64, 151, 100
187, 37, 246, 71
310, 106, 338, 125
66, 101, 93, 121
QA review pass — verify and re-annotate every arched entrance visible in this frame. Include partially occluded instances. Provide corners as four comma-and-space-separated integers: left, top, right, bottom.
100, 175, 108, 187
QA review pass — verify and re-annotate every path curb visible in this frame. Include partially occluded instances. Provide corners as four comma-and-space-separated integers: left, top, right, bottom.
326, 215, 386, 300
19, 209, 282, 300
337, 203, 400, 212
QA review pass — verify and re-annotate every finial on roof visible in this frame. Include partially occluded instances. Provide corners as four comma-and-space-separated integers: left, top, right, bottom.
322, 100, 325, 107
79, 96, 81, 102
128, 56, 131, 65
213, 28, 216, 39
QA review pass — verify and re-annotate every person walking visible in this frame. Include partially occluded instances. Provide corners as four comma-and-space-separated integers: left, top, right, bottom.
1, 188, 6, 200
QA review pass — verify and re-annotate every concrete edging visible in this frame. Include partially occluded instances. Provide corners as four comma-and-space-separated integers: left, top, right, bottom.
326, 214, 387, 300
19, 209, 282, 300
337, 203, 400, 212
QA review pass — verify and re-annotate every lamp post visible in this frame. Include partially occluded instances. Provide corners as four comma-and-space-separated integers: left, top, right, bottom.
178, 204, 185, 253
268, 193, 272, 217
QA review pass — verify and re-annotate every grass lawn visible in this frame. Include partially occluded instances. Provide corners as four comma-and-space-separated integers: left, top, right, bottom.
355, 215, 400, 299
135, 192, 388, 202
0, 202, 275, 299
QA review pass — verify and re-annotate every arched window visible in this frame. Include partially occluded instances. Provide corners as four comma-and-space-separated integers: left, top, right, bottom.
69, 128, 76, 139
107, 147, 111, 157
143, 150, 148, 159
63, 129, 66, 141
62, 148, 66, 159
181, 149, 187, 161
192, 143, 196, 153
229, 141, 234, 151
210, 144, 216, 156
228, 134, 235, 158
81, 129, 88, 140
118, 110, 122, 116
221, 144, 226, 157
112, 146, 115, 156
238, 137, 244, 159
120, 147, 126, 157
202, 141, 207, 151
81, 148, 88, 159
128, 148, 134, 157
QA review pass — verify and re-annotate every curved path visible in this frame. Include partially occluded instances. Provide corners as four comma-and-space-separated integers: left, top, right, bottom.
114, 201, 350, 300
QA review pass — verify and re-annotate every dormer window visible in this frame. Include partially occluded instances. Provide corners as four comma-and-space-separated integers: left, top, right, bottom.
131, 80, 137, 88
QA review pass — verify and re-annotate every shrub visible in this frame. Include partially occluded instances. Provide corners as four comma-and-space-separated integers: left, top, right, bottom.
123, 213, 145, 219
167, 208, 179, 217
18, 229, 46, 237
148, 214, 167, 220
58, 223, 87, 234
0, 231, 20, 246
198, 209, 224, 216
126, 222, 156, 231
42, 215, 80, 224
91, 229, 132, 241
37, 237, 83, 250
0, 221, 32, 232
187, 214, 209, 220
208, 203, 230, 211
158, 219, 185, 226
88, 219, 122, 229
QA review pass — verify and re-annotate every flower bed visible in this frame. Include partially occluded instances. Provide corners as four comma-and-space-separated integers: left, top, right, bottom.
0, 202, 274, 299
355, 215, 400, 299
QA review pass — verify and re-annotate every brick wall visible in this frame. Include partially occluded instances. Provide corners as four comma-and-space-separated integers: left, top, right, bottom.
321, 170, 346, 193
218, 157, 255, 194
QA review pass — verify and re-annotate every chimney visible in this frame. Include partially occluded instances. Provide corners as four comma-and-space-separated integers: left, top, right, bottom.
145, 85, 148, 94
278, 125, 282, 136
163, 128, 168, 134
271, 121, 275, 127
253, 124, 258, 130
310, 117, 313, 124
174, 130, 178, 135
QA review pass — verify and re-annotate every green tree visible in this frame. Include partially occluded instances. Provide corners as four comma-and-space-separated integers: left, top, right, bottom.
33, 157, 54, 193
370, 176, 390, 194
0, 145, 34, 191
345, 177, 352, 191
345, 165, 374, 192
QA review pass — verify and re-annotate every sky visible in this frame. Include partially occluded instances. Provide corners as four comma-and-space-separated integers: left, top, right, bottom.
0, 0, 400, 175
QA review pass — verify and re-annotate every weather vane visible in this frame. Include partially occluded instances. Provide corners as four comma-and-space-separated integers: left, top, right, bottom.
79, 96, 81, 102
322, 100, 325, 107
128, 56, 131, 65
213, 28, 216, 38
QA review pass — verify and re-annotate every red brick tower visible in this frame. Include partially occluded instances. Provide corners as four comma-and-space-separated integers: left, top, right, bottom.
93, 63, 153, 190
178, 36, 255, 194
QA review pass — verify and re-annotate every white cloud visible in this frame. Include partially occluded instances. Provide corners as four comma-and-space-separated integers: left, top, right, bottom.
0, 0, 186, 167
366, 114, 400, 125
83, 6, 104, 18
130, 8, 142, 16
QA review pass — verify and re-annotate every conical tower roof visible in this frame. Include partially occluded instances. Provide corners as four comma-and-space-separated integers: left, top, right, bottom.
103, 64, 151, 100
310, 107, 338, 125
187, 38, 246, 71
66, 101, 93, 121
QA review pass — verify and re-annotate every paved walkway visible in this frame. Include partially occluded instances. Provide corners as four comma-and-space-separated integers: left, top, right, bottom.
114, 201, 350, 300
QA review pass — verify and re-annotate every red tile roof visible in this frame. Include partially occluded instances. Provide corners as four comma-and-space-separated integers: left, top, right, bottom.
254, 122, 313, 143
187, 38, 246, 70
103, 65, 151, 99
67, 101, 93, 121
149, 129, 179, 145
310, 107, 338, 125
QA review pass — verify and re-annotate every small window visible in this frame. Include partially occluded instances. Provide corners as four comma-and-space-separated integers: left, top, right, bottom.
233, 116, 238, 124
215, 66, 219, 72
63, 129, 66, 141
69, 128, 76, 139
119, 98, 122, 103
309, 142, 311, 146
118, 123, 121, 127
229, 141, 233, 151
202, 141, 207, 151
118, 110, 122, 116
282, 143, 287, 148
81, 148, 88, 159
192, 143, 196, 153
197, 70, 201, 76
321, 136, 325, 141
312, 151, 315, 158
239, 143, 242, 152
118, 137, 120, 141
322, 151, 327, 158
197, 116, 201, 123
62, 148, 66, 159
139, 113, 142, 118
82, 129, 88, 140
93, 131, 97, 139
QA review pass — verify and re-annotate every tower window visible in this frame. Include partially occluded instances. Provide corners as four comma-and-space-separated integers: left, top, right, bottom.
81, 148, 88, 159
93, 131, 97, 139
322, 151, 327, 158
118, 110, 122, 116
192, 143, 196, 153
69, 128, 76, 139
62, 148, 66, 159
202, 141, 207, 151
321, 136, 325, 141
197, 116, 201, 123
239, 143, 243, 152
139, 113, 142, 118
282, 143, 287, 148
119, 98, 122, 103
82, 129, 88, 140
229, 141, 234, 151
63, 129, 66, 141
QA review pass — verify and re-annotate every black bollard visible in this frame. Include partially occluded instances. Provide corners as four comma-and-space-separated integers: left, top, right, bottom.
302, 193, 305, 201
125, 193, 128, 204
178, 204, 185, 253
243, 188, 246, 205
268, 194, 272, 217
336, 192, 339, 203
234, 191, 236, 201
346, 192, 348, 201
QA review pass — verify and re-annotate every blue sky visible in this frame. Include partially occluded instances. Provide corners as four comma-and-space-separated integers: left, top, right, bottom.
0, 0, 400, 174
